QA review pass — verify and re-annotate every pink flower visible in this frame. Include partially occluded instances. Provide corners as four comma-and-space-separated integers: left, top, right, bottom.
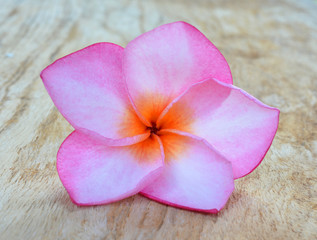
40, 22, 279, 213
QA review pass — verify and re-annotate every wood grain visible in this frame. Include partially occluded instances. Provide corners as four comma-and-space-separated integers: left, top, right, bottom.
1, 0, 316, 239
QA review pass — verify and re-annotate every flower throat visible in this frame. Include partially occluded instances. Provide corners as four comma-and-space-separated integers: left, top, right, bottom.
148, 122, 160, 135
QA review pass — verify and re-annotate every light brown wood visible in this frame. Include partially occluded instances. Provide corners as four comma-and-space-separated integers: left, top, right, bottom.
1, 0, 316, 239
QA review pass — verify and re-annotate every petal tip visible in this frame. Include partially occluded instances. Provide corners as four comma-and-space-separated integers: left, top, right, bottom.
40, 42, 124, 78
140, 192, 225, 214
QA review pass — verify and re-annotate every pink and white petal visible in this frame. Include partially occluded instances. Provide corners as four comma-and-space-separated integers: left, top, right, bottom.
41, 43, 147, 139
124, 21, 232, 123
57, 130, 164, 205
141, 131, 234, 213
159, 78, 280, 179
75, 128, 151, 147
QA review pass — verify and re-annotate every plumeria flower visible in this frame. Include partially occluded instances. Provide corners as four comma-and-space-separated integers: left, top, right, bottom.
41, 22, 279, 213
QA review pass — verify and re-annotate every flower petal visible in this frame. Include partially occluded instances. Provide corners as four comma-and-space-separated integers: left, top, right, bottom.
124, 21, 232, 124
41, 43, 146, 140
141, 131, 234, 213
57, 130, 164, 205
158, 78, 280, 179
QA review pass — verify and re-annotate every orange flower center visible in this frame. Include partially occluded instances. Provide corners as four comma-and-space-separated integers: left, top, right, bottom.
118, 93, 194, 140
118, 95, 196, 163
147, 122, 160, 135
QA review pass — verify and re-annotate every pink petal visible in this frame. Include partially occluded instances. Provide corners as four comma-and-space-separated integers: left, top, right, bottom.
57, 130, 164, 205
124, 21, 232, 124
41, 43, 147, 140
158, 78, 280, 179
141, 131, 234, 213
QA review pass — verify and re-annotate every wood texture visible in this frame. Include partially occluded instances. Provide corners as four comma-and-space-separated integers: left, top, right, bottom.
1, 0, 316, 239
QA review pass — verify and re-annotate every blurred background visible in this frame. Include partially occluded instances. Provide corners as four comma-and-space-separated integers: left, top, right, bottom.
0, 0, 316, 239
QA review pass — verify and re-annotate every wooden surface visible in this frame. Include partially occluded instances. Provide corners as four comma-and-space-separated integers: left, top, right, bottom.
1, 0, 317, 239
